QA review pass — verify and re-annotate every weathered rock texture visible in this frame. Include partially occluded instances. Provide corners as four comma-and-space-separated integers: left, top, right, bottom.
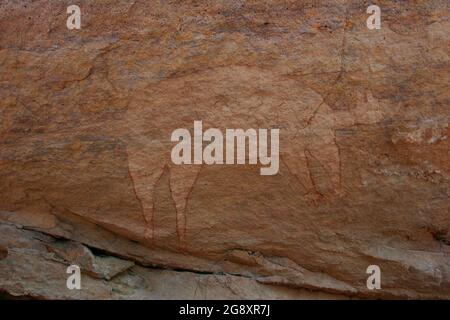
0, 0, 449, 299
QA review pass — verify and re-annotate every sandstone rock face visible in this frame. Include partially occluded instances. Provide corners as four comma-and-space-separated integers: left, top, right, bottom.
0, 0, 449, 299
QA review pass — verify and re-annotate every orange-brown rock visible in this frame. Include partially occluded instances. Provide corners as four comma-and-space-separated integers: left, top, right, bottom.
0, 0, 449, 299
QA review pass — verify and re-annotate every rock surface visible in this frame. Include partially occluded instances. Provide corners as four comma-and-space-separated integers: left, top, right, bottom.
0, 0, 449, 299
